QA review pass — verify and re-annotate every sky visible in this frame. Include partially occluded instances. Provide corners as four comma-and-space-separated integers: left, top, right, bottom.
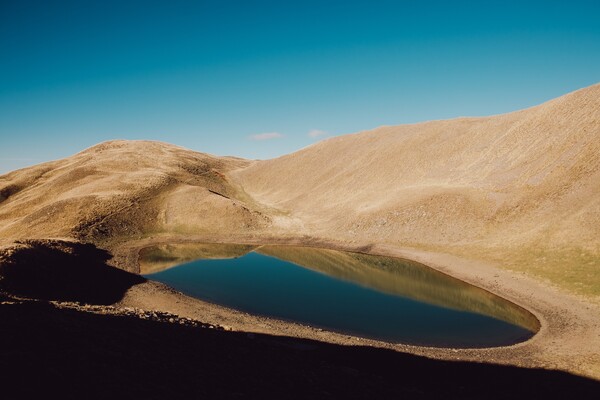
1, 0, 599, 174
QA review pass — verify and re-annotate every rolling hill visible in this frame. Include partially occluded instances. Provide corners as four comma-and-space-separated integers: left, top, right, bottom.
1, 83, 600, 382
232, 83, 600, 296
0, 83, 599, 296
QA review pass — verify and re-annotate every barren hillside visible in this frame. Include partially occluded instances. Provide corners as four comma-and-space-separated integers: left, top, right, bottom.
0, 84, 599, 296
232, 83, 600, 295
1, 84, 600, 381
0, 141, 270, 244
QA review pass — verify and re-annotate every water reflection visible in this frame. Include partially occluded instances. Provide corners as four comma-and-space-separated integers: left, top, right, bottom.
257, 245, 539, 332
141, 243, 539, 346
139, 243, 258, 274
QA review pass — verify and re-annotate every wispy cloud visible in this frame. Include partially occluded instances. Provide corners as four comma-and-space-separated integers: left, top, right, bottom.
249, 132, 284, 141
308, 129, 328, 138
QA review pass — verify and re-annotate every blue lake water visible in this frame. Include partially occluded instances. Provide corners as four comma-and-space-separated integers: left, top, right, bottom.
142, 244, 538, 348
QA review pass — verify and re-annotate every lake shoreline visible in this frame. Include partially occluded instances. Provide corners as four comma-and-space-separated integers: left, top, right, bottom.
141, 244, 537, 348
103, 233, 600, 380
1, 234, 599, 397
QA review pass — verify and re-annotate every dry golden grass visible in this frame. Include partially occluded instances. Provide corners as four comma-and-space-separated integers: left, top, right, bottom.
2, 85, 600, 381
1, 83, 599, 299
0, 140, 270, 243
232, 83, 600, 298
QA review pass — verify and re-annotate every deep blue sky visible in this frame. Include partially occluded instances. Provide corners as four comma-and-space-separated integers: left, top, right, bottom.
1, 0, 599, 173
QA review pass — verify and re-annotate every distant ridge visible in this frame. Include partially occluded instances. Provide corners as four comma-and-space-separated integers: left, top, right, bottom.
1, 83, 599, 294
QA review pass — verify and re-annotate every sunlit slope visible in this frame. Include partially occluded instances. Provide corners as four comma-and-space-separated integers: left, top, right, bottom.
0, 140, 270, 242
1, 84, 598, 296
233, 84, 600, 295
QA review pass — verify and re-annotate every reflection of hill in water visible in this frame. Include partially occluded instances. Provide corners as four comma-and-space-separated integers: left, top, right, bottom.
139, 243, 257, 274
257, 246, 539, 333
140, 243, 539, 333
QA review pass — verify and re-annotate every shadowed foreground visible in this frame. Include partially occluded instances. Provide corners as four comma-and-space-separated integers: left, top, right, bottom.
0, 300, 598, 400
0, 240, 144, 304
1, 240, 599, 398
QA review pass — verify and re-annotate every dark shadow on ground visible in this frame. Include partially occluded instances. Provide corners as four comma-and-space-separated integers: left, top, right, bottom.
0, 240, 144, 304
0, 301, 598, 400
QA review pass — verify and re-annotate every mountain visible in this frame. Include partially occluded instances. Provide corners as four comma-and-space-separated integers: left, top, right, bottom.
1, 83, 599, 295
0, 140, 269, 244
232, 83, 600, 296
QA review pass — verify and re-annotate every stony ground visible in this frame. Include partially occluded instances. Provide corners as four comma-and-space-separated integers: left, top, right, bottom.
1, 296, 599, 400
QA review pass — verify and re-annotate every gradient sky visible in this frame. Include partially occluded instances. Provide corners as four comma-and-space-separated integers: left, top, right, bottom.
1, 0, 599, 174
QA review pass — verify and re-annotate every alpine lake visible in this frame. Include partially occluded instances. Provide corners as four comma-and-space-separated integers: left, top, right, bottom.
140, 243, 539, 348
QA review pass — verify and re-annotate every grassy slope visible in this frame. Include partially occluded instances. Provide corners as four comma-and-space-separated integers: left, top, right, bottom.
0, 84, 599, 298
232, 84, 600, 297
0, 140, 272, 244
